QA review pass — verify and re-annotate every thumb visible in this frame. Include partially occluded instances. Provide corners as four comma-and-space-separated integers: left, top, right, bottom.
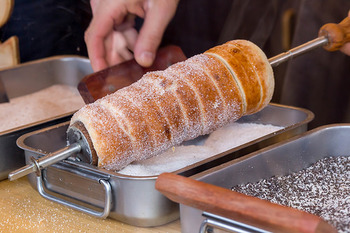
134, 1, 179, 67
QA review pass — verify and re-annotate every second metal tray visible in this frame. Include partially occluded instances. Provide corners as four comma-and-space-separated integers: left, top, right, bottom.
180, 124, 350, 233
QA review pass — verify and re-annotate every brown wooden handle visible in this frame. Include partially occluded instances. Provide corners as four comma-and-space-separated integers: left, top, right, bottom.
319, 15, 350, 51
156, 173, 336, 233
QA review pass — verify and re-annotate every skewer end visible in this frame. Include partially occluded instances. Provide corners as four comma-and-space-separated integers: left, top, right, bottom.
8, 163, 36, 181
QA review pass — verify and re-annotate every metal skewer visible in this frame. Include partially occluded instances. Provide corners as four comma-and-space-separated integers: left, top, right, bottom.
8, 125, 93, 181
269, 14, 350, 66
268, 36, 328, 67
8, 143, 81, 181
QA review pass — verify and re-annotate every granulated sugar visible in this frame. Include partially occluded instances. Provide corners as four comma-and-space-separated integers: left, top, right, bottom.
118, 123, 283, 176
232, 156, 350, 232
0, 84, 85, 133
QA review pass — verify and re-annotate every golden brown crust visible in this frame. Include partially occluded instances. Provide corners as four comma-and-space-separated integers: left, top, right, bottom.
205, 44, 262, 114
163, 70, 204, 140
169, 58, 224, 134
121, 81, 173, 153
189, 54, 245, 123
99, 90, 155, 161
227, 40, 274, 111
140, 72, 188, 145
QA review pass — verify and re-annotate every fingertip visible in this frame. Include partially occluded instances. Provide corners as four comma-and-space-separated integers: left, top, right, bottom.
135, 51, 155, 67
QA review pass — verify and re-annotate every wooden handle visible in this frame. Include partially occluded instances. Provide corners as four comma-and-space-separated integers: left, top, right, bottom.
156, 173, 337, 233
319, 15, 350, 51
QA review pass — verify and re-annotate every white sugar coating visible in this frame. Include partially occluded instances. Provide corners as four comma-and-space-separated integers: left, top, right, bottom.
119, 85, 174, 157
158, 69, 204, 139
167, 59, 225, 135
232, 156, 350, 232
137, 72, 189, 143
162, 66, 208, 135
118, 122, 283, 176
184, 55, 228, 129
186, 54, 244, 126
198, 54, 245, 121
0, 84, 85, 133
71, 103, 136, 170
189, 55, 227, 108
101, 95, 156, 163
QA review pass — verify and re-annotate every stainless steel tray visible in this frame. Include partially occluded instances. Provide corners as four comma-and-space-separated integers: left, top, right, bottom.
0, 56, 92, 180
17, 103, 313, 227
180, 124, 350, 233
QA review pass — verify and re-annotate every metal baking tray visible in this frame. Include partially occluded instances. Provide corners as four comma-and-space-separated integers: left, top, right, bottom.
0, 56, 92, 180
179, 124, 350, 233
17, 103, 313, 227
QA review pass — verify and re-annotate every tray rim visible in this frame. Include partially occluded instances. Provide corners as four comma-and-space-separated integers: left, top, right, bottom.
0, 55, 89, 72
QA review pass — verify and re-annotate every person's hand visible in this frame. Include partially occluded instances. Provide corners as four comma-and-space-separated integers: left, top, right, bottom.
85, 0, 179, 71
340, 10, 350, 56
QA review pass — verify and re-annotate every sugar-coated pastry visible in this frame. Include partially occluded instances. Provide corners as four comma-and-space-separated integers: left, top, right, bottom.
69, 40, 274, 171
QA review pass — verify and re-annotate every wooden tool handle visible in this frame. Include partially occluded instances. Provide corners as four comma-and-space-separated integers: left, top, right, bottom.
319, 15, 350, 51
156, 173, 337, 233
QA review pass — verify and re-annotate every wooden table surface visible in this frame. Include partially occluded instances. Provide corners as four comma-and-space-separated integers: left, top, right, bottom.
0, 177, 181, 232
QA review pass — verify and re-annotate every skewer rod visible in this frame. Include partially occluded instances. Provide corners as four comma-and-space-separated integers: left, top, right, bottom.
268, 36, 328, 67
8, 143, 81, 181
